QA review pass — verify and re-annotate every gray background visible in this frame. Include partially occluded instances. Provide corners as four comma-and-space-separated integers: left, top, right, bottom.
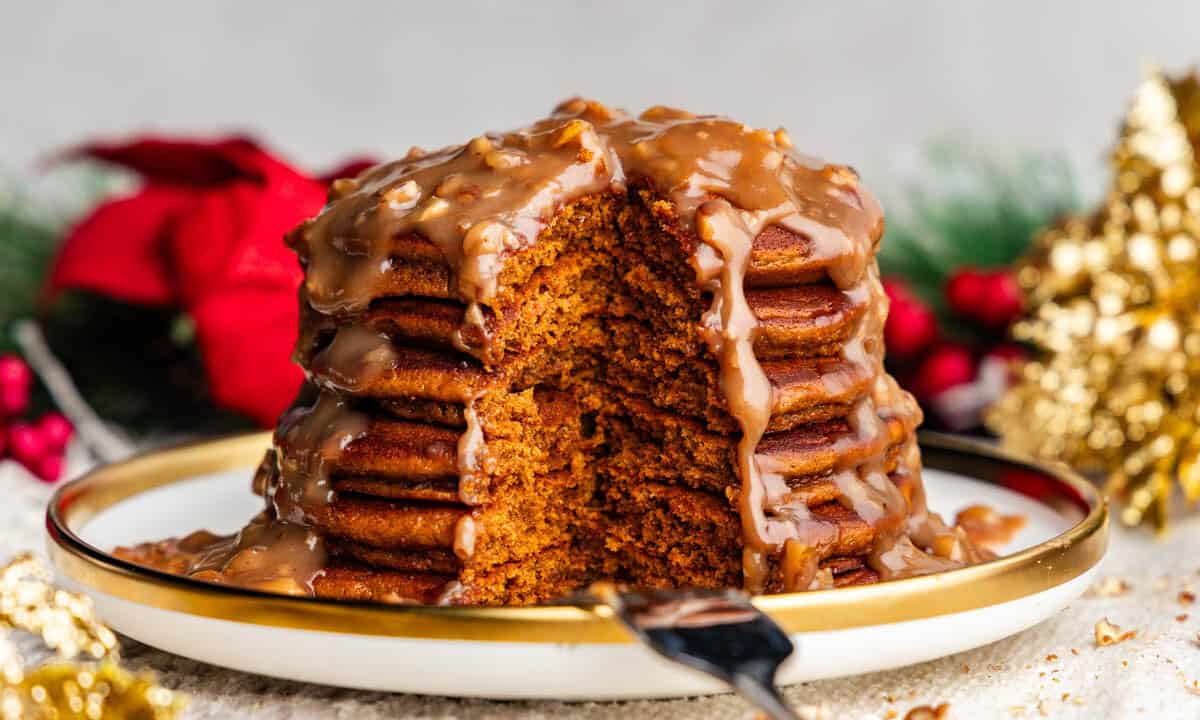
3, 0, 1199, 191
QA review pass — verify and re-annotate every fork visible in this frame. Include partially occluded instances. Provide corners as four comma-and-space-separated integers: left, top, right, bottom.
576, 584, 800, 720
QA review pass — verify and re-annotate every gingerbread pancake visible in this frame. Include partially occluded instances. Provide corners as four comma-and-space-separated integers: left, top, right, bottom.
117, 100, 990, 605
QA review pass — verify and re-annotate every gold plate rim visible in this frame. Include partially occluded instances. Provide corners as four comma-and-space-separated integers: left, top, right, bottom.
45, 431, 1108, 644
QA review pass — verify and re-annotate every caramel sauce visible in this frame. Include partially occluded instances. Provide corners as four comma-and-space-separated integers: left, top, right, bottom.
954, 504, 1027, 548
122, 98, 988, 599
272, 391, 370, 524
309, 325, 398, 393
456, 398, 487, 506
452, 515, 477, 560
114, 512, 326, 596
116, 393, 368, 593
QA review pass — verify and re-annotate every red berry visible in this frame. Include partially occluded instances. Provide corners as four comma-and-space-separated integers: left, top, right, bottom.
0, 354, 32, 389
882, 276, 914, 306
0, 383, 29, 418
912, 344, 976, 401
37, 412, 73, 453
885, 300, 939, 359
976, 271, 1022, 328
985, 342, 1026, 363
0, 422, 6, 457
9, 422, 46, 466
34, 453, 64, 483
944, 268, 989, 318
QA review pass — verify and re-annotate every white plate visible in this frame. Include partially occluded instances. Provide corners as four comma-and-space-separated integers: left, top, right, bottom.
47, 433, 1107, 700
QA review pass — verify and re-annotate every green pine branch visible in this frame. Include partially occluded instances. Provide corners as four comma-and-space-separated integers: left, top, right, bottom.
0, 211, 57, 352
0, 167, 123, 352
878, 138, 1079, 313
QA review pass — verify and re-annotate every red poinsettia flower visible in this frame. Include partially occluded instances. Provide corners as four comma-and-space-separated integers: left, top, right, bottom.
46, 136, 374, 427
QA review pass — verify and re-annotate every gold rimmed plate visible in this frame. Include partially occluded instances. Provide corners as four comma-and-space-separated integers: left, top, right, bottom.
46, 432, 1107, 700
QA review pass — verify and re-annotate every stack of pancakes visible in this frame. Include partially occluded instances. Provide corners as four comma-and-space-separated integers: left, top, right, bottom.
151, 101, 987, 605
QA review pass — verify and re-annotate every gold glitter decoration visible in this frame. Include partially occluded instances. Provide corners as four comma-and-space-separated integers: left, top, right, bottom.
988, 66, 1200, 529
1, 554, 185, 719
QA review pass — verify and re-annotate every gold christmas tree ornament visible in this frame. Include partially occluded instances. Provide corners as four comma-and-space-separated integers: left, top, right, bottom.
988, 66, 1200, 529
1, 553, 185, 719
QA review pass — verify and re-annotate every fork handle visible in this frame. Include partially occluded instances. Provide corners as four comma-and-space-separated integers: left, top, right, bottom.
731, 674, 801, 720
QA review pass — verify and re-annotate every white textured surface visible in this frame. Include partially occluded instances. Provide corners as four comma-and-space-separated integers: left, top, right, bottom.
5, 458, 1200, 718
